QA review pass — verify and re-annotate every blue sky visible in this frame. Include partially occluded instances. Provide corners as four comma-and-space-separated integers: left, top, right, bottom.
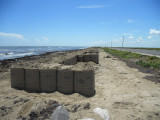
0, 0, 160, 47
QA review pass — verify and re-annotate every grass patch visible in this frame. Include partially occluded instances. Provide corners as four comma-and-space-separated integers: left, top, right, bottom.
102, 47, 160, 69
102, 48, 142, 59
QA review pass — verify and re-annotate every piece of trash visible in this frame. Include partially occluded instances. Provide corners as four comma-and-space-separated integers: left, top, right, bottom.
50, 106, 70, 120
79, 118, 94, 120
93, 108, 109, 120
146, 70, 151, 73
106, 56, 111, 58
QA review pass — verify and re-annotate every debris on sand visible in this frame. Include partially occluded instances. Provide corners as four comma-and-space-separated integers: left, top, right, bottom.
50, 106, 70, 120
93, 108, 109, 120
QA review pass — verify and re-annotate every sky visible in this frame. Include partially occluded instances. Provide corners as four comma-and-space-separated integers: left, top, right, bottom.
0, 0, 160, 47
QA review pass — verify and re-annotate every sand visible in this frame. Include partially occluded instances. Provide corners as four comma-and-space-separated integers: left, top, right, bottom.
0, 48, 160, 120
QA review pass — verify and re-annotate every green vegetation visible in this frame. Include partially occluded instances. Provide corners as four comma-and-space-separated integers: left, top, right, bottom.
102, 47, 160, 69
136, 56, 160, 68
102, 48, 143, 59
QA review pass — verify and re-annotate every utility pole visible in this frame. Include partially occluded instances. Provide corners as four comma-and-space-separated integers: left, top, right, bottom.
122, 36, 124, 48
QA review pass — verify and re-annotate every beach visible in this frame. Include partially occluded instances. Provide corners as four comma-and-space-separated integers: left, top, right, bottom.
0, 47, 160, 120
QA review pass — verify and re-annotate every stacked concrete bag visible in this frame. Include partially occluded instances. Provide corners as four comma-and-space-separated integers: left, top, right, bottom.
83, 54, 90, 62
90, 52, 99, 64
63, 51, 99, 65
74, 69, 95, 97
63, 56, 77, 65
77, 55, 83, 62
69, 56, 77, 65
63, 59, 70, 65
11, 68, 25, 89
57, 69, 74, 94
40, 69, 57, 92
25, 69, 40, 92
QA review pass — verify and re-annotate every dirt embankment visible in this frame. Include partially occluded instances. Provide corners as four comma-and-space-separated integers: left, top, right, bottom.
0, 48, 160, 120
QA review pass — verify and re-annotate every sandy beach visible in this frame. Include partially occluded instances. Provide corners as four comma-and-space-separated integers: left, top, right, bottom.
0, 47, 160, 120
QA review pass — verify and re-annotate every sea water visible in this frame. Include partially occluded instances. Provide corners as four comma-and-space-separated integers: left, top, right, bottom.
0, 46, 86, 60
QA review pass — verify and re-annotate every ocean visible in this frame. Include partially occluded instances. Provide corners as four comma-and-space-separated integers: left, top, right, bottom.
0, 46, 86, 60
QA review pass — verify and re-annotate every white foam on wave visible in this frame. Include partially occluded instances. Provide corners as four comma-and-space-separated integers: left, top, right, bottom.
0, 52, 14, 56
0, 52, 34, 60
5, 52, 14, 55
0, 53, 4, 56
11, 52, 34, 57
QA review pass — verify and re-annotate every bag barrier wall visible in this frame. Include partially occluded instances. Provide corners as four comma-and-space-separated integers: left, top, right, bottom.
25, 69, 40, 92
63, 56, 77, 65
11, 68, 95, 97
77, 55, 83, 62
10, 52, 98, 97
83, 54, 91, 62
90, 53, 99, 64
70, 56, 77, 65
40, 69, 57, 92
63, 52, 99, 65
74, 70, 95, 97
57, 69, 74, 94
63, 59, 70, 65
11, 68, 25, 89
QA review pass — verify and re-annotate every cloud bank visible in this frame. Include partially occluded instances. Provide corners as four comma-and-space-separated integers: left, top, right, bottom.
149, 29, 160, 34
0, 32, 24, 39
128, 36, 134, 39
42, 37, 49, 41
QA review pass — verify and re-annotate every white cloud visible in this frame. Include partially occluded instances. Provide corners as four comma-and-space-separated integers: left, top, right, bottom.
149, 29, 160, 34
35, 37, 50, 44
42, 37, 49, 41
138, 36, 143, 40
148, 36, 152, 39
77, 5, 105, 8
135, 36, 143, 43
128, 36, 134, 39
89, 40, 107, 46
0, 32, 24, 39
123, 33, 132, 36
127, 19, 134, 23
35, 38, 41, 42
